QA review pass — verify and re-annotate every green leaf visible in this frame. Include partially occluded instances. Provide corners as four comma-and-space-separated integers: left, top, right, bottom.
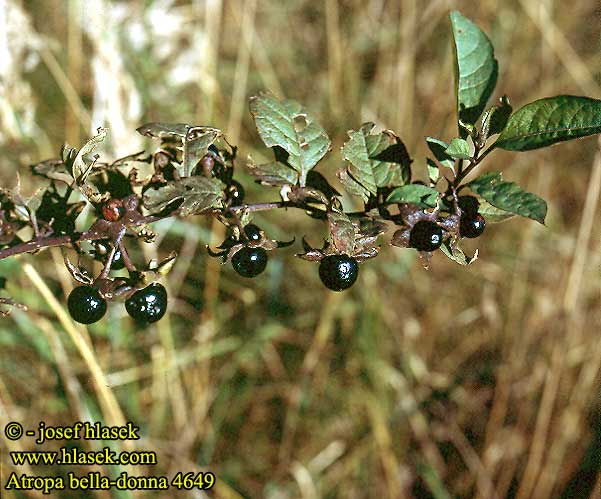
137, 123, 222, 177
440, 242, 478, 266
370, 142, 412, 169
30, 158, 73, 184
459, 120, 478, 136
306, 170, 341, 199
386, 184, 439, 208
451, 11, 498, 129
61, 145, 77, 175
62, 128, 110, 203
445, 138, 471, 160
249, 94, 331, 186
143, 176, 225, 216
0, 181, 37, 226
481, 95, 512, 138
287, 185, 329, 205
467, 172, 547, 224
183, 127, 222, 176
72, 128, 108, 182
477, 199, 515, 223
339, 123, 411, 202
427, 159, 440, 185
495, 95, 601, 151
246, 158, 299, 186
137, 122, 192, 139
327, 212, 355, 255
144, 252, 178, 277
336, 169, 371, 201
426, 137, 455, 171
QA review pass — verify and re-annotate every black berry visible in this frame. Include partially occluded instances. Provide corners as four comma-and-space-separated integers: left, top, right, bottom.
409, 220, 443, 252
111, 249, 125, 270
243, 224, 262, 242
460, 213, 486, 239
67, 286, 107, 324
318, 254, 359, 291
125, 283, 168, 324
458, 195, 479, 216
232, 246, 267, 278
94, 243, 125, 270
227, 181, 245, 204
94, 170, 133, 199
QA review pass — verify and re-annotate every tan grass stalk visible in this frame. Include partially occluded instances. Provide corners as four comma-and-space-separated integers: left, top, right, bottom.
518, 0, 600, 96
227, 0, 257, 144
38, 44, 91, 131
397, 0, 417, 145
65, 0, 83, 146
279, 292, 342, 463
325, 0, 343, 120
229, 4, 283, 97
22, 263, 125, 429
563, 137, 601, 313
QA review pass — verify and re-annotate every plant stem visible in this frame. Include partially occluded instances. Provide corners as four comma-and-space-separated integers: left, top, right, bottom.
96, 229, 126, 280
453, 144, 496, 187
0, 232, 104, 261
0, 200, 373, 262
117, 241, 137, 272
229, 201, 290, 212
96, 244, 117, 281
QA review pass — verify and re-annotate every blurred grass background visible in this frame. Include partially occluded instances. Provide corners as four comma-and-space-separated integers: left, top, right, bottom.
1, 0, 601, 498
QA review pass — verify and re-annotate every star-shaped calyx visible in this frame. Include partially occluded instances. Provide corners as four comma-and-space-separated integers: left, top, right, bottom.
297, 212, 385, 263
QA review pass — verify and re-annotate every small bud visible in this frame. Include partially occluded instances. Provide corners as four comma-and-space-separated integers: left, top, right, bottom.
101, 199, 125, 222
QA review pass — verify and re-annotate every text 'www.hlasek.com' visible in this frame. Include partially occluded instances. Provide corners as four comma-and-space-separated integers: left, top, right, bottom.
3, 421, 215, 494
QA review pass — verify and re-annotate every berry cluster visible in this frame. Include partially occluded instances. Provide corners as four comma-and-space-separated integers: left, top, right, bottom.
68, 283, 167, 325
404, 196, 486, 253
3, 88, 593, 321
1, 129, 496, 325
0, 111, 520, 325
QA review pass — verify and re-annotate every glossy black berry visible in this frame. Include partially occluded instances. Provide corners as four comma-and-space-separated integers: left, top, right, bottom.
318, 254, 359, 291
227, 181, 245, 204
110, 249, 125, 270
94, 243, 125, 270
232, 246, 267, 278
460, 213, 486, 239
458, 196, 479, 216
409, 220, 443, 252
94, 170, 133, 199
243, 224, 262, 242
67, 286, 107, 324
125, 283, 168, 324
